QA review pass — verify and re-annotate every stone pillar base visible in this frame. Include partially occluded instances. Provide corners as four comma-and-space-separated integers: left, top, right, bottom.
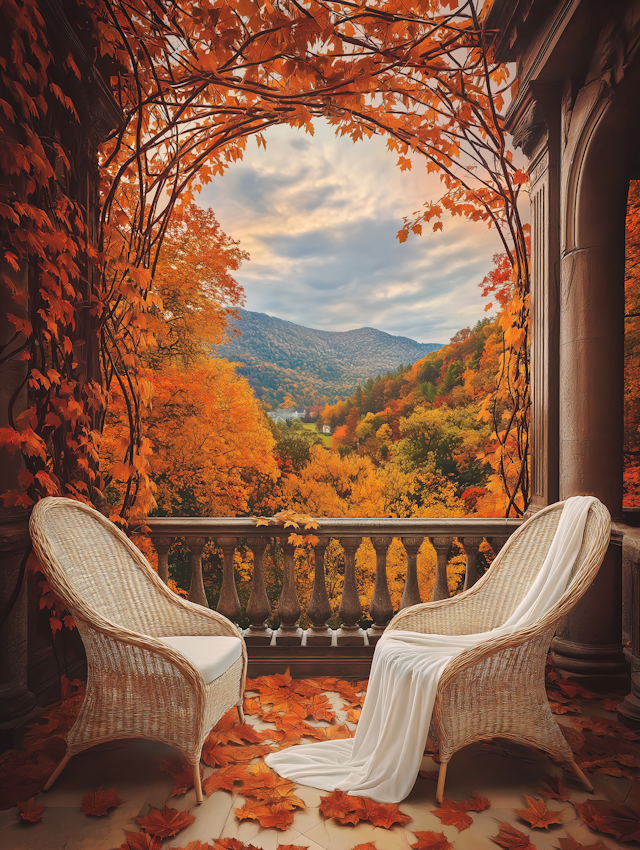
617, 672, 640, 728
550, 637, 629, 692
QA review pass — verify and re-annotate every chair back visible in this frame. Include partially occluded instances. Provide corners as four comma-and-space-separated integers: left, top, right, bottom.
476, 498, 611, 630
30, 496, 162, 635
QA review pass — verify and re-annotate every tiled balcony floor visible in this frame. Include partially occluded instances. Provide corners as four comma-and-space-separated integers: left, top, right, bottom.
1, 671, 639, 850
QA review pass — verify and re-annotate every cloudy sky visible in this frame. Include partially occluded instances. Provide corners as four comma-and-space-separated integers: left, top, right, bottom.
198, 119, 509, 345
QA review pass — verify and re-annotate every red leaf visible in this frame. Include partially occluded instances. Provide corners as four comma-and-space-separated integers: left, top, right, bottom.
81, 786, 123, 816
17, 797, 44, 822
135, 804, 195, 838
574, 799, 640, 843
514, 795, 563, 828
119, 831, 162, 850
411, 831, 453, 850
465, 792, 491, 812
431, 791, 491, 831
433, 799, 472, 830
556, 835, 609, 850
491, 821, 540, 849
212, 839, 260, 850
361, 799, 411, 829
536, 775, 570, 802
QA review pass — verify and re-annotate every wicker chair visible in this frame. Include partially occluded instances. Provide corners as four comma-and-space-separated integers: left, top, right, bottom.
386, 498, 611, 803
29, 496, 247, 803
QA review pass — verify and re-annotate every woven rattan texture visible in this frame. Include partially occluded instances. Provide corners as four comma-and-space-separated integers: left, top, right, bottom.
386, 499, 611, 765
29, 497, 247, 768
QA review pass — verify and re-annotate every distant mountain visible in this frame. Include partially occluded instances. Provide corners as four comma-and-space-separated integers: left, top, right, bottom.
215, 309, 442, 407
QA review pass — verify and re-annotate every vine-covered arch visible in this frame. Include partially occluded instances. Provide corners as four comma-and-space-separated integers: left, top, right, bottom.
1, 0, 530, 520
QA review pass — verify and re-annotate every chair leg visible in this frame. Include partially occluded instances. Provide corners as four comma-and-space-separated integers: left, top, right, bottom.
44, 752, 71, 791
567, 758, 593, 792
436, 761, 448, 803
236, 704, 245, 724
193, 763, 203, 804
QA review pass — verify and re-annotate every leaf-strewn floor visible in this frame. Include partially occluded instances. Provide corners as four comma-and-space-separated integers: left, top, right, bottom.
2, 666, 640, 850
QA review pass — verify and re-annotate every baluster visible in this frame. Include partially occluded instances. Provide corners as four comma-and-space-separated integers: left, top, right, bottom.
217, 537, 240, 623
276, 538, 302, 645
306, 536, 332, 646
337, 537, 364, 645
489, 536, 509, 557
245, 536, 272, 645
401, 536, 423, 610
368, 536, 393, 643
430, 536, 452, 601
185, 536, 209, 607
462, 536, 483, 591
151, 536, 173, 585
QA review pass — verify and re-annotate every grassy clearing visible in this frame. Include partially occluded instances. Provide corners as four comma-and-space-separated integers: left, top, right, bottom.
301, 421, 332, 447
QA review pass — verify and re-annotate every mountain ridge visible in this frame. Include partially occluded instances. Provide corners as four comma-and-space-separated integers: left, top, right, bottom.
216, 308, 442, 407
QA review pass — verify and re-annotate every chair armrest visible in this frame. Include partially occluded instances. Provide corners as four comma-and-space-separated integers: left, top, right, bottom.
78, 611, 206, 694
437, 623, 552, 692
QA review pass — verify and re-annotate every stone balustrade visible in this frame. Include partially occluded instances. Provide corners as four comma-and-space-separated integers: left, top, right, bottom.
144, 517, 521, 676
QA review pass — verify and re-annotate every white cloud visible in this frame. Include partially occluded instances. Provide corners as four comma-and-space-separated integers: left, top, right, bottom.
198, 118, 509, 343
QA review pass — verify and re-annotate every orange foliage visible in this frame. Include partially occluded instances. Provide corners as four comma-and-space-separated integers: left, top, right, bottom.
0, 0, 529, 522
102, 359, 277, 519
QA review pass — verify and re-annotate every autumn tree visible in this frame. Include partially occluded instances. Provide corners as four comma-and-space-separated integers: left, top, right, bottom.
144, 204, 247, 370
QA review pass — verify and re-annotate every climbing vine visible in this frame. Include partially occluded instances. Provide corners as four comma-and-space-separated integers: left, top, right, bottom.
0, 0, 530, 521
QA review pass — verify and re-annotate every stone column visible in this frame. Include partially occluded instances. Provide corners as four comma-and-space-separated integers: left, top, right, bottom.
551, 77, 632, 688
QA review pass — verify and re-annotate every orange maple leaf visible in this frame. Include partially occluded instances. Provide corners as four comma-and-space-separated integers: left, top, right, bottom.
201, 741, 234, 768
202, 764, 248, 796
305, 723, 353, 743
319, 789, 362, 825
514, 795, 563, 829
81, 786, 123, 816
235, 799, 295, 830
236, 762, 304, 807
410, 832, 453, 850
206, 710, 271, 746
17, 797, 45, 823
135, 804, 195, 838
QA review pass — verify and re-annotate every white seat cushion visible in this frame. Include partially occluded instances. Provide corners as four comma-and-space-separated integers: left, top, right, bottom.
157, 635, 242, 684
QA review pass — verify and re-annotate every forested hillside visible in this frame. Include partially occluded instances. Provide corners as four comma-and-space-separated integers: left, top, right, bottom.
218, 308, 442, 407
99, 202, 525, 612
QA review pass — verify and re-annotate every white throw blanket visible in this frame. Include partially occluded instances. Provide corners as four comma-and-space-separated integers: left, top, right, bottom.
265, 496, 596, 803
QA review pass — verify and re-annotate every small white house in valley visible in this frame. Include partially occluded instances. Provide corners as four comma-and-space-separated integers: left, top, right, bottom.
268, 407, 306, 424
